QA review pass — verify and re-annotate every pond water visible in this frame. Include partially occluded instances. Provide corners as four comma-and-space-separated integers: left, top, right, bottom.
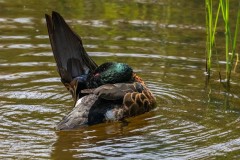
1, 0, 240, 159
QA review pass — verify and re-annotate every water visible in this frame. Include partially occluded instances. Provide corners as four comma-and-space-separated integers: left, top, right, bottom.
1, 0, 240, 159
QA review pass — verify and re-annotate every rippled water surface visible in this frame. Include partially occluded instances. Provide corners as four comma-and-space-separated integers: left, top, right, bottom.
1, 0, 240, 159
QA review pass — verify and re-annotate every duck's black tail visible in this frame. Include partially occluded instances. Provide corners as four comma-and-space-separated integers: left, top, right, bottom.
45, 11, 98, 101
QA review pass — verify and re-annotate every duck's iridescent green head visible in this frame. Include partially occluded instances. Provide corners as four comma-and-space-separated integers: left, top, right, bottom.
87, 62, 133, 88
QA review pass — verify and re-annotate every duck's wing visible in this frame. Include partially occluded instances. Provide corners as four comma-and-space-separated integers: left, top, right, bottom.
56, 82, 156, 130
56, 94, 99, 130
101, 83, 156, 116
83, 82, 156, 116
45, 11, 98, 102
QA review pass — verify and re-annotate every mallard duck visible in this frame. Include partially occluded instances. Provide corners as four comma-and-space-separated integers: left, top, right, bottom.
45, 11, 156, 130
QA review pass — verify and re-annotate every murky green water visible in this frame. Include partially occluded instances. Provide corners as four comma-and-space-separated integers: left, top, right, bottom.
1, 0, 240, 159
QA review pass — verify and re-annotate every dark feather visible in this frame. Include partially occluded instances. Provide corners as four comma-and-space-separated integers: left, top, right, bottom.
56, 94, 99, 130
45, 11, 98, 101
81, 83, 144, 100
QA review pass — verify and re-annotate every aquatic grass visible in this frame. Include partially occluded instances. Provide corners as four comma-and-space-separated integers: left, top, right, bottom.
205, 0, 240, 88
205, 0, 220, 77
229, 2, 240, 78
220, 0, 240, 87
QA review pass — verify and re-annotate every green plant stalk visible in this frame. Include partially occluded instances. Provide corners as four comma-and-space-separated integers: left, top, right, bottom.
220, 0, 231, 84
211, 2, 221, 76
205, 0, 211, 75
229, 1, 240, 77
206, 0, 213, 76
205, 0, 220, 76
212, 3, 221, 45
220, 0, 240, 85
226, 0, 230, 83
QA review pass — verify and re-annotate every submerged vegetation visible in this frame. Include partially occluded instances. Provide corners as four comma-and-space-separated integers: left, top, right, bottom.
205, 0, 240, 88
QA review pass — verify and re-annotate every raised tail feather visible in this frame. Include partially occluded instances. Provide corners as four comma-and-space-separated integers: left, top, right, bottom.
45, 11, 98, 101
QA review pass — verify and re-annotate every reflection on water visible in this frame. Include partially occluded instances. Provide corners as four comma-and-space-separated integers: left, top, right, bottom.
0, 0, 240, 159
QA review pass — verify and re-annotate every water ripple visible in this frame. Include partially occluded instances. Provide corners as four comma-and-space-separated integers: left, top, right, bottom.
0, 91, 56, 100
0, 62, 52, 67
148, 82, 192, 105
0, 17, 33, 24
72, 19, 204, 31
2, 44, 51, 49
2, 104, 56, 113
87, 52, 204, 63
0, 71, 50, 80
0, 35, 29, 40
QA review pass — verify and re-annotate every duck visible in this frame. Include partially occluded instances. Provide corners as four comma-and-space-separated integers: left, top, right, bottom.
45, 11, 156, 130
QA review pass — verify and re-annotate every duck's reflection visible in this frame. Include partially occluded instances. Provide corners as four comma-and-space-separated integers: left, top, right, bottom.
50, 112, 155, 159
51, 121, 127, 159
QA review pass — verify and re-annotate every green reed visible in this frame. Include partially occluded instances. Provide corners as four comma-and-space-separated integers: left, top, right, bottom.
205, 0, 220, 77
205, 0, 240, 87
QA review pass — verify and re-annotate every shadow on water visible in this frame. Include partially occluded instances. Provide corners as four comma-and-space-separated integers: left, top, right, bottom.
0, 0, 240, 159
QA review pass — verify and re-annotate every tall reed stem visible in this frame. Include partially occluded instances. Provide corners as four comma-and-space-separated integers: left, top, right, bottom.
205, 0, 220, 76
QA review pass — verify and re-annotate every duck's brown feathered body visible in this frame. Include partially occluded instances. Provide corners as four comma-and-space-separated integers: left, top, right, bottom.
45, 11, 156, 130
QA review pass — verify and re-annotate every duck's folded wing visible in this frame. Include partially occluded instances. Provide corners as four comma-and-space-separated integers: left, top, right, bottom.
56, 82, 156, 130
81, 83, 142, 100
56, 94, 99, 130
45, 11, 98, 101
83, 82, 156, 115
123, 89, 156, 116
56, 93, 122, 130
